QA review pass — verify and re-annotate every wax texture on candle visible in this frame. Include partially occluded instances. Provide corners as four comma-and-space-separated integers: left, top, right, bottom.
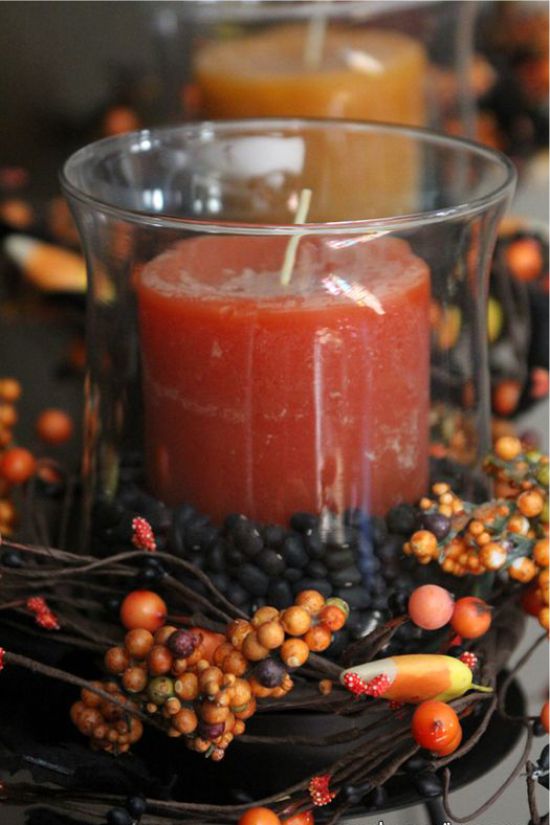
137, 234, 430, 525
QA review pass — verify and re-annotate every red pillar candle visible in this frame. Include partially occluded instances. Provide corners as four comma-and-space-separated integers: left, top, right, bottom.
137, 234, 430, 525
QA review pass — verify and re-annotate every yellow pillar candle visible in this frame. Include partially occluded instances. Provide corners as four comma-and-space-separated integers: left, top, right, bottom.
194, 24, 427, 124
194, 24, 427, 218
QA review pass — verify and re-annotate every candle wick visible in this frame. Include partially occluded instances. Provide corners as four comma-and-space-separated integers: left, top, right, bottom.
303, 13, 327, 70
280, 188, 312, 287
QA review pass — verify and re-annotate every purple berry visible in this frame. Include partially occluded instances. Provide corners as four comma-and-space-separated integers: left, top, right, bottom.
255, 658, 286, 688
167, 629, 201, 658
420, 512, 451, 541
199, 721, 225, 740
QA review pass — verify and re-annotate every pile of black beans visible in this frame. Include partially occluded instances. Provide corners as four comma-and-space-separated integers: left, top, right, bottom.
92, 467, 444, 653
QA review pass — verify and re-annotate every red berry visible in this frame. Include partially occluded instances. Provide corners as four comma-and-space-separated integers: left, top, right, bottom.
451, 597, 492, 639
411, 700, 461, 753
35, 409, 73, 445
119, 590, 167, 632
0, 447, 36, 484
408, 585, 455, 630
131, 516, 156, 552
308, 775, 336, 807
282, 812, 315, 825
238, 808, 281, 825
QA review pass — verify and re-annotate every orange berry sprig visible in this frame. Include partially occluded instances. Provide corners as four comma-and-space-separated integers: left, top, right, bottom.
71, 679, 143, 754
403, 438, 548, 631
71, 590, 349, 760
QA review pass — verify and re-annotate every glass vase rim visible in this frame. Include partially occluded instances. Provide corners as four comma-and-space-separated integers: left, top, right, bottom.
60, 118, 517, 237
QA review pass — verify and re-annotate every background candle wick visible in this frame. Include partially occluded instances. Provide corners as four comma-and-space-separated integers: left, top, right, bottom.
303, 12, 327, 69
280, 188, 312, 287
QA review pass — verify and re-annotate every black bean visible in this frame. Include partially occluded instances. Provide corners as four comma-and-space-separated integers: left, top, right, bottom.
210, 572, 230, 592
305, 560, 328, 579
364, 785, 387, 809
185, 519, 217, 551
370, 516, 388, 548
336, 586, 371, 609
304, 529, 325, 559
189, 553, 207, 571
405, 754, 430, 773
250, 597, 267, 613
226, 580, 249, 606
267, 579, 294, 609
238, 563, 269, 596
226, 546, 244, 568
293, 578, 333, 598
447, 644, 466, 658
224, 513, 247, 530
107, 808, 133, 825
347, 609, 385, 639
413, 770, 443, 798
281, 535, 308, 568
126, 795, 147, 818
233, 522, 263, 557
206, 541, 227, 572
290, 512, 319, 533
330, 565, 362, 587
376, 533, 405, 562
262, 524, 286, 548
325, 548, 355, 571
1, 549, 23, 568
257, 549, 286, 577
387, 503, 418, 535
284, 567, 302, 583
325, 628, 349, 658
388, 590, 410, 616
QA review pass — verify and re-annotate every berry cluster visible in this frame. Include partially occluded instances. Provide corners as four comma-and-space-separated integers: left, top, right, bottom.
0, 378, 25, 537
403, 439, 549, 632
26, 595, 60, 630
73, 590, 348, 760
71, 680, 143, 754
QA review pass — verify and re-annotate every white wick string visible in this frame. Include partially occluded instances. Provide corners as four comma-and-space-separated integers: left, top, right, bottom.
280, 188, 312, 287
303, 13, 327, 70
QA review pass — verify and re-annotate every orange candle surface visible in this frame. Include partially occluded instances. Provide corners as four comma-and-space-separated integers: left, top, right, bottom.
137, 234, 430, 525
194, 24, 427, 124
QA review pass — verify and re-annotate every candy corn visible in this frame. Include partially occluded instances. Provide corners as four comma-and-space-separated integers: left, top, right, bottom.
341, 654, 492, 704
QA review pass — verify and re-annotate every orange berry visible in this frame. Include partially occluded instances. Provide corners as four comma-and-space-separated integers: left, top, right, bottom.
242, 632, 269, 662
451, 597, 492, 639
147, 645, 173, 676
412, 700, 461, 752
0, 405, 17, 428
533, 539, 549, 568
124, 628, 154, 659
517, 489, 545, 518
294, 590, 326, 615
104, 646, 130, 675
282, 813, 315, 825
201, 700, 229, 724
507, 514, 530, 535
539, 607, 549, 631
479, 542, 507, 571
508, 556, 538, 583
280, 638, 310, 668
541, 701, 549, 733
234, 697, 256, 720
506, 237, 543, 282
239, 807, 281, 825
174, 672, 199, 701
35, 408, 74, 445
122, 666, 148, 693
281, 606, 312, 636
81, 682, 103, 708
0, 447, 36, 485
228, 619, 253, 650
222, 649, 248, 676
410, 530, 438, 558
494, 436, 522, 462
318, 604, 347, 632
303, 624, 332, 653
0, 379, 21, 402
120, 590, 167, 633
153, 625, 178, 645
252, 606, 280, 626
521, 584, 545, 617
257, 620, 285, 650
173, 707, 198, 734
